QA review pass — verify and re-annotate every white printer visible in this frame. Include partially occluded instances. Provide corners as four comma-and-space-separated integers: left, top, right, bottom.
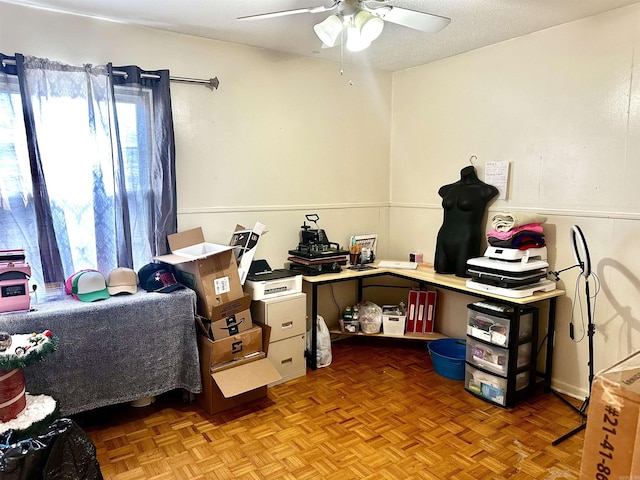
243, 260, 302, 301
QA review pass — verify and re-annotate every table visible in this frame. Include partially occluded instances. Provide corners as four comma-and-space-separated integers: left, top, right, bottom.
303, 263, 564, 392
0, 288, 202, 416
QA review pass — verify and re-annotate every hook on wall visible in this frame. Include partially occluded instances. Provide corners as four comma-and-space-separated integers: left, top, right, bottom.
469, 155, 477, 166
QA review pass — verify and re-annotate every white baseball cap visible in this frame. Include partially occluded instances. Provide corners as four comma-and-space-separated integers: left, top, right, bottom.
107, 267, 138, 295
71, 271, 110, 302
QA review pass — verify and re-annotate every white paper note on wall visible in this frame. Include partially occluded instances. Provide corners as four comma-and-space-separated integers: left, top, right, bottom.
485, 161, 509, 200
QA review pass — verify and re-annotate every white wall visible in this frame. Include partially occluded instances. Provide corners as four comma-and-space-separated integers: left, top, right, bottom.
0, 1, 393, 266
3, 1, 639, 398
391, 3, 640, 397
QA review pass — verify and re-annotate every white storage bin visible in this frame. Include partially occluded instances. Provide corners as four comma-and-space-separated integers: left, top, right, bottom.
382, 313, 406, 335
465, 363, 529, 407
467, 305, 533, 347
465, 338, 532, 376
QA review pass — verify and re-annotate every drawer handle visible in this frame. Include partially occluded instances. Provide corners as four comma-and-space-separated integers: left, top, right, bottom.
281, 321, 293, 329
281, 358, 293, 365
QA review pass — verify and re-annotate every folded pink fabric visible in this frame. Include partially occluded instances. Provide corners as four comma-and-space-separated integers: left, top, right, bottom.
486, 223, 544, 240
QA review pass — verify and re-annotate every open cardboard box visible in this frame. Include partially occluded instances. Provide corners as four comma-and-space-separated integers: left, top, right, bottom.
197, 321, 281, 415
579, 349, 640, 479
154, 227, 244, 319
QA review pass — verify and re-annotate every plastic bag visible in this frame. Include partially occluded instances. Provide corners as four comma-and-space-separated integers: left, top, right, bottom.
306, 315, 332, 368
0, 418, 103, 480
358, 301, 383, 334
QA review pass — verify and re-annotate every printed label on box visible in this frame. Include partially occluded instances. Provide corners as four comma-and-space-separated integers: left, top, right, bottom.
214, 276, 231, 295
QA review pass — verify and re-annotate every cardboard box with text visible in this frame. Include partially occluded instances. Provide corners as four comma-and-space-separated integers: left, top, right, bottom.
579, 350, 640, 479
197, 322, 281, 414
155, 227, 244, 319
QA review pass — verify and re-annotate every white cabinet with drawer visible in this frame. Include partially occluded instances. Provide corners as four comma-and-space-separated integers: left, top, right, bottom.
250, 292, 307, 385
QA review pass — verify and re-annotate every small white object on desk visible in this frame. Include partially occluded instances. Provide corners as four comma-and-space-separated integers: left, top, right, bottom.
378, 261, 418, 270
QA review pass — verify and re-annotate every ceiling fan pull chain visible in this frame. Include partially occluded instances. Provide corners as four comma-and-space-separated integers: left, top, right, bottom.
337, 30, 354, 85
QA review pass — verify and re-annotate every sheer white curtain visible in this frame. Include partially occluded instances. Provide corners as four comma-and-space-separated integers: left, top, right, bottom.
0, 54, 177, 289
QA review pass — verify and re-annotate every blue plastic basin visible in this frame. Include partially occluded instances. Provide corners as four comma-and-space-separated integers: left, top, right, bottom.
428, 338, 466, 381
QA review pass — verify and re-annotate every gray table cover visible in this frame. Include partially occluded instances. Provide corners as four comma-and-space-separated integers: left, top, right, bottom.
0, 288, 202, 415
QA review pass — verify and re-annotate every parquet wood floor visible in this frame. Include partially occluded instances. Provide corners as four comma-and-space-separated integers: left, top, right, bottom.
76, 337, 585, 479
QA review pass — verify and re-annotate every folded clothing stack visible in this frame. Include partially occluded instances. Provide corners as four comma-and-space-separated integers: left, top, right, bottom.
487, 212, 547, 250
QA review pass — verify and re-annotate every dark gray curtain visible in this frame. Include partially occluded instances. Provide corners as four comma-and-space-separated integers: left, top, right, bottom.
110, 64, 177, 258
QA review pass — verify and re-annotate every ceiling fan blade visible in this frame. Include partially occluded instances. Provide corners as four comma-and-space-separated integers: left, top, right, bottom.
238, 3, 337, 21
371, 6, 451, 33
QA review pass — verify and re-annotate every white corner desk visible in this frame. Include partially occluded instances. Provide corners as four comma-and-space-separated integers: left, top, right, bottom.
302, 262, 565, 393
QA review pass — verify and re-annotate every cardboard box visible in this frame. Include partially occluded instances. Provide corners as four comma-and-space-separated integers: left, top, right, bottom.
229, 222, 265, 285
209, 292, 251, 321
210, 308, 253, 340
579, 350, 640, 479
197, 322, 282, 415
155, 227, 244, 319
200, 325, 264, 367
210, 351, 266, 373
208, 293, 253, 340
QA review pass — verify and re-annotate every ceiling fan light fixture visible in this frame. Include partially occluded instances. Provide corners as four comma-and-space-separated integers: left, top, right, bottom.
313, 14, 343, 47
356, 10, 384, 43
345, 25, 371, 52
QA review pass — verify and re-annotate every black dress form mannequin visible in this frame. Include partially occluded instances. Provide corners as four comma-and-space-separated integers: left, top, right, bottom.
434, 166, 499, 277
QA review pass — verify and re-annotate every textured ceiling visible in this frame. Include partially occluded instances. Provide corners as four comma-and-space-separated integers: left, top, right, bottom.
3, 0, 640, 71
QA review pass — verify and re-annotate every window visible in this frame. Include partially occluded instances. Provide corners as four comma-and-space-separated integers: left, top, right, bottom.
0, 70, 160, 290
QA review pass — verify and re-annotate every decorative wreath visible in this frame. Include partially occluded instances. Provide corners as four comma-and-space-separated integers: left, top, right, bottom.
0, 331, 58, 371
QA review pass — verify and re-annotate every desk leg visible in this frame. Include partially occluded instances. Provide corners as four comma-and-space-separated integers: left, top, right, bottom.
545, 297, 557, 393
309, 283, 319, 371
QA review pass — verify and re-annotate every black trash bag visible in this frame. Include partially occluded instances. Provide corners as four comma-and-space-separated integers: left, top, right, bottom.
0, 418, 103, 480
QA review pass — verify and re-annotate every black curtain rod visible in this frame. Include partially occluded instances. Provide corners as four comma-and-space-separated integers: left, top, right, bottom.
1, 58, 219, 90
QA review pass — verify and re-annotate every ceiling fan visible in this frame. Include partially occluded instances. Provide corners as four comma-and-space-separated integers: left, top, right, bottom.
238, 0, 451, 52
